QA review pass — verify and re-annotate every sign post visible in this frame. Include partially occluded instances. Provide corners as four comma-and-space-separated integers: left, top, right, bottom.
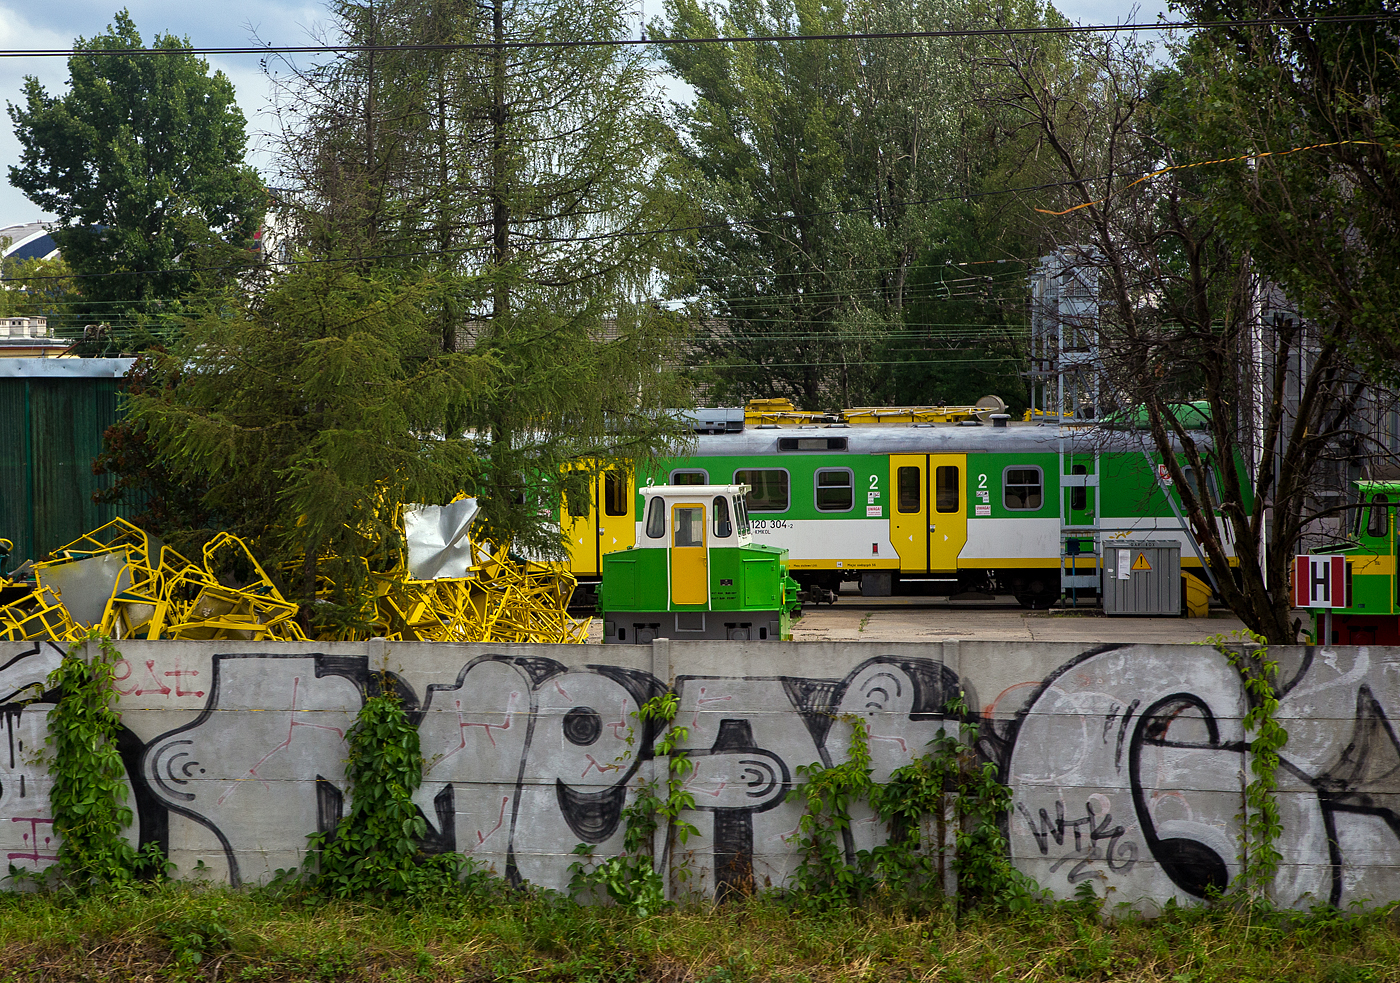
1293, 554, 1350, 644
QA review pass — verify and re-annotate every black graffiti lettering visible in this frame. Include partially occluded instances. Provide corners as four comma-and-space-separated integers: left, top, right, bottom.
1017, 800, 1067, 855
1044, 801, 1137, 881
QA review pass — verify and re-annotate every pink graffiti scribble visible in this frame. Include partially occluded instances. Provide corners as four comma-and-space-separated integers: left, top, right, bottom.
684, 764, 728, 799
7, 817, 56, 863
606, 699, 628, 739
691, 687, 732, 727
581, 753, 621, 778
164, 655, 204, 698
554, 679, 571, 700
218, 677, 346, 805
868, 733, 909, 753
439, 692, 520, 762
113, 659, 171, 697
471, 796, 510, 851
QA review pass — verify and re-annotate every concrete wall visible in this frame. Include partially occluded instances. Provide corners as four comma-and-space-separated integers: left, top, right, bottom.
1, 637, 1396, 908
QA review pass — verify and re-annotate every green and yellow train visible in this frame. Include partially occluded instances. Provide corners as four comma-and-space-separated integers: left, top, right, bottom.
564, 411, 1242, 608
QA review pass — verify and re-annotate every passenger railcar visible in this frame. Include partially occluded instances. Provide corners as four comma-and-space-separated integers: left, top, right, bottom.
560, 417, 1241, 607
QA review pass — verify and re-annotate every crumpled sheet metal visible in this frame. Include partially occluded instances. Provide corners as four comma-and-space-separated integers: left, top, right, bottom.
0, 519, 306, 643
2, 499, 587, 646
403, 498, 480, 580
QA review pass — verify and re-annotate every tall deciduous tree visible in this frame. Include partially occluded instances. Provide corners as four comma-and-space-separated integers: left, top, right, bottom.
655, 0, 1058, 410
996, 27, 1395, 643
8, 11, 265, 332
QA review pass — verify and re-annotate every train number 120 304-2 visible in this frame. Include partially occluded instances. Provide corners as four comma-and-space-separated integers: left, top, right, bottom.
751, 519, 788, 532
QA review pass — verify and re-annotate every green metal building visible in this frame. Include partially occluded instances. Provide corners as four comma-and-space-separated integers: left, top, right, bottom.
0, 358, 133, 569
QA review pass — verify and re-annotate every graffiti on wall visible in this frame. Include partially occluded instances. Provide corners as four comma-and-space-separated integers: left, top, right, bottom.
2, 640, 1399, 907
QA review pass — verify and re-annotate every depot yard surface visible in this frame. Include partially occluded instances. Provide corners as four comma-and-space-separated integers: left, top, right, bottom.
788, 595, 1249, 644
586, 595, 1249, 643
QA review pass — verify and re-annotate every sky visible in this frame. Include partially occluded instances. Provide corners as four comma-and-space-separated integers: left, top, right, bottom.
0, 0, 1172, 225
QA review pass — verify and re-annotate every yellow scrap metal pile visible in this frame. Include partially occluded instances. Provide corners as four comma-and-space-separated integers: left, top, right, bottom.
0, 513, 588, 645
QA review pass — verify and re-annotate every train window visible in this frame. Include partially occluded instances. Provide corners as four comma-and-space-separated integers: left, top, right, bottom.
897, 467, 921, 513
935, 466, 960, 513
645, 497, 666, 538
734, 496, 751, 536
671, 469, 708, 485
1003, 467, 1043, 511
713, 496, 733, 537
1070, 464, 1087, 511
1367, 495, 1390, 538
673, 505, 705, 547
603, 471, 629, 516
734, 469, 789, 512
815, 468, 854, 512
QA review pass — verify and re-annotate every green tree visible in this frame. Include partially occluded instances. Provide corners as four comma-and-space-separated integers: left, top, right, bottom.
655, 0, 1056, 410
261, 0, 693, 551
1158, 0, 1400, 385
8, 10, 265, 337
125, 264, 490, 623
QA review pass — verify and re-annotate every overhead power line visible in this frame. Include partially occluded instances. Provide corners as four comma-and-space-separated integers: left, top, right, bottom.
0, 12, 1394, 58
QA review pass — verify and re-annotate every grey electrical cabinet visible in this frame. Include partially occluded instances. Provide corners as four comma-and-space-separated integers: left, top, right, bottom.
1102, 540, 1181, 615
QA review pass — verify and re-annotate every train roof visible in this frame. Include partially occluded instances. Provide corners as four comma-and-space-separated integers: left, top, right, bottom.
679, 421, 1207, 457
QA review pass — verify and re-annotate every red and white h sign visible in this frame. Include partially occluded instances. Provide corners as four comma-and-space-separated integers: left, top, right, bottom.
1293, 555, 1349, 609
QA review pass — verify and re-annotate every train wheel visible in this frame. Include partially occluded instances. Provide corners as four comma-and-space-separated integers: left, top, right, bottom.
1016, 592, 1058, 610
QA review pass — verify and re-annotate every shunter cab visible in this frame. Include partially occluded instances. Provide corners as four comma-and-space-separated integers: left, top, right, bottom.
1302, 480, 1400, 645
598, 484, 800, 643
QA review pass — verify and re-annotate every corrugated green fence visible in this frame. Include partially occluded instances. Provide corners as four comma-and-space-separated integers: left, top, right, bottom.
0, 358, 134, 569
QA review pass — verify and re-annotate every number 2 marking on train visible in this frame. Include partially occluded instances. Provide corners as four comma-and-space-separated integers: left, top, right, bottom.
869, 475, 879, 490
978, 473, 988, 490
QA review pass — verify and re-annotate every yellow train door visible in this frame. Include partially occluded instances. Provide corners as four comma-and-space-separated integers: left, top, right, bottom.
561, 467, 599, 576
670, 502, 708, 605
927, 455, 967, 573
597, 469, 637, 557
890, 456, 929, 572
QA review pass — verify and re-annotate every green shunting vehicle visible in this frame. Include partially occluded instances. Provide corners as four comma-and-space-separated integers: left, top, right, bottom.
600, 484, 801, 643
1303, 480, 1400, 645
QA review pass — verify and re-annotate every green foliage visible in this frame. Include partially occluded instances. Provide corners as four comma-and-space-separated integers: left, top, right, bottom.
2, 884, 1400, 982
1209, 629, 1287, 899
654, 0, 1059, 409
7, 10, 264, 333
786, 716, 879, 907
786, 694, 1041, 913
569, 693, 694, 916
308, 678, 464, 898
42, 633, 162, 890
125, 264, 490, 622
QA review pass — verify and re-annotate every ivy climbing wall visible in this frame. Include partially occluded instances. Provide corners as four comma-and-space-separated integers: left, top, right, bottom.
1, 638, 1397, 908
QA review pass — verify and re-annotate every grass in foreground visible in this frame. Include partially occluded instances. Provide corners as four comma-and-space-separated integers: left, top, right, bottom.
0, 880, 1397, 983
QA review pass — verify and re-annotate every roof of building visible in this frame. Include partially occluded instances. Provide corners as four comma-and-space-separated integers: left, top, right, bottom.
0, 223, 59, 262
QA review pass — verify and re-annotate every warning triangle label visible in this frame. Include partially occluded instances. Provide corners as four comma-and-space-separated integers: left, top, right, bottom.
1132, 552, 1152, 571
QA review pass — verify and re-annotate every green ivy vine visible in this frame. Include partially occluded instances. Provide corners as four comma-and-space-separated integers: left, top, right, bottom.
308, 678, 463, 897
569, 693, 695, 916
786, 692, 1040, 912
42, 632, 163, 890
1207, 629, 1287, 900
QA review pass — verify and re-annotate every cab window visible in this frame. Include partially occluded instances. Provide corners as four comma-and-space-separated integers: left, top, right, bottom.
1367, 494, 1391, 538
645, 497, 666, 538
734, 469, 789, 512
673, 506, 705, 547
1069, 464, 1087, 511
713, 496, 733, 537
1003, 467, 1043, 511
